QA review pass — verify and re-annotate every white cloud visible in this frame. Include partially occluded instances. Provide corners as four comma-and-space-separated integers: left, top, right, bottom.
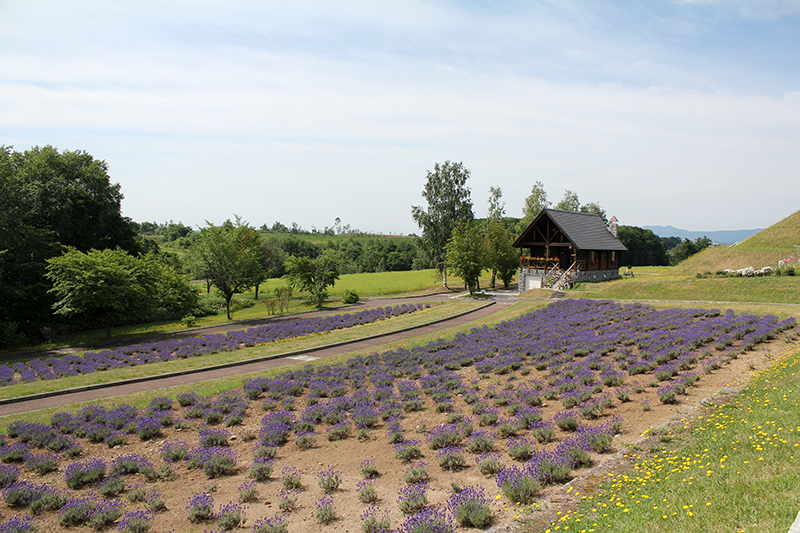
1, 1, 798, 233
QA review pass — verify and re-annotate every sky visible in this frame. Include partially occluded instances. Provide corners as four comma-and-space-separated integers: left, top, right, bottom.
1, 0, 799, 235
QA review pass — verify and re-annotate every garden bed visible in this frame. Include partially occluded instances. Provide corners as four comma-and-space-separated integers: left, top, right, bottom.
0, 299, 795, 533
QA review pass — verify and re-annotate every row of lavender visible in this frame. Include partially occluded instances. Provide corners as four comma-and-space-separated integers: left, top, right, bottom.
0, 300, 794, 533
0, 304, 426, 386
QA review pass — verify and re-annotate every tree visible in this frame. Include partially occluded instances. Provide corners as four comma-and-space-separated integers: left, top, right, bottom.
0, 145, 141, 346
668, 236, 712, 265
283, 250, 340, 307
484, 186, 517, 288
487, 186, 506, 221
411, 161, 474, 288
520, 181, 549, 228
618, 226, 668, 266
485, 219, 519, 288
251, 237, 286, 300
446, 220, 486, 294
579, 201, 608, 223
193, 216, 263, 320
46, 248, 159, 338
555, 189, 581, 212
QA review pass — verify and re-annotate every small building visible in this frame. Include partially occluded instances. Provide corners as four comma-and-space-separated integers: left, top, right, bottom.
513, 208, 627, 291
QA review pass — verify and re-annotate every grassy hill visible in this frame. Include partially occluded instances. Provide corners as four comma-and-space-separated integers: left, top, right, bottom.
670, 210, 799, 275
735, 209, 800, 250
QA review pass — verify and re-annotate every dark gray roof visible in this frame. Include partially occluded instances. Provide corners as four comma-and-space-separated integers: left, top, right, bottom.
515, 208, 627, 251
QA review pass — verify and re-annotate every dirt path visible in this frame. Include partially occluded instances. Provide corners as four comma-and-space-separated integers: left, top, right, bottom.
0, 297, 518, 416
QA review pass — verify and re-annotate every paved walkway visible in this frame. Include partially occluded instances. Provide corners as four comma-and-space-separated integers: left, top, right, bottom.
0, 294, 519, 416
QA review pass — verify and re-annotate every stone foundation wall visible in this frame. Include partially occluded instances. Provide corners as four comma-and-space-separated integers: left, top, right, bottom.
517, 268, 620, 292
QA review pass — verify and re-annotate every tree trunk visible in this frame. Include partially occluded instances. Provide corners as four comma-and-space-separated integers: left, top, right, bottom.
491, 268, 496, 288
254, 283, 259, 300
225, 296, 232, 320
106, 321, 112, 339
443, 263, 448, 288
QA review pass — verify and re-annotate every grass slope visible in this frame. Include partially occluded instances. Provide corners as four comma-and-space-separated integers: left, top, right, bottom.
569, 275, 800, 306
737, 209, 800, 250
670, 210, 799, 275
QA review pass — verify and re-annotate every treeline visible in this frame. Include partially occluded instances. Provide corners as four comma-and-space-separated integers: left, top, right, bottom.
135, 221, 427, 276
618, 226, 711, 267
0, 145, 197, 348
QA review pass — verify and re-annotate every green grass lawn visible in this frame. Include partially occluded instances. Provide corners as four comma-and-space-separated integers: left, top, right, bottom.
568, 271, 800, 305
541, 339, 800, 533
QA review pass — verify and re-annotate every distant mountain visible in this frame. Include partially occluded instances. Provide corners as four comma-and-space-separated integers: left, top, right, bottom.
643, 225, 764, 245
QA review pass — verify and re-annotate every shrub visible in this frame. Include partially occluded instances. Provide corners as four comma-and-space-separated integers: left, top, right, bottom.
281, 466, 303, 490
135, 417, 162, 441
216, 501, 246, 531
160, 441, 190, 463
30, 487, 67, 515
278, 489, 299, 512
404, 461, 430, 484
99, 476, 125, 498
90, 498, 123, 530
361, 506, 391, 533
357, 480, 379, 503
397, 483, 428, 514
64, 457, 106, 489
59, 497, 97, 527
117, 510, 154, 533
238, 480, 259, 502
315, 494, 336, 524
249, 458, 274, 481
25, 452, 59, 476
253, 516, 288, 533
342, 290, 360, 304
436, 447, 467, 471
0, 465, 20, 488
2, 481, 47, 508
199, 427, 230, 448
399, 507, 454, 533
144, 489, 167, 512
187, 447, 237, 478
360, 457, 379, 479
496, 465, 540, 504
186, 491, 214, 522
394, 441, 422, 462
449, 485, 492, 528
476, 453, 503, 476
317, 466, 342, 493
0, 516, 37, 533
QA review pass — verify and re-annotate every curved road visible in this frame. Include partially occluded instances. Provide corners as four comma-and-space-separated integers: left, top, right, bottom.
1, 293, 520, 416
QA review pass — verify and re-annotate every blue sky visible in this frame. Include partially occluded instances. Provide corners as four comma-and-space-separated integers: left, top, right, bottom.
2, 0, 798, 234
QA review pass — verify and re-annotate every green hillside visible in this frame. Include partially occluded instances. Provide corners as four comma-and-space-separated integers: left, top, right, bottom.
670, 210, 799, 275
736, 209, 800, 250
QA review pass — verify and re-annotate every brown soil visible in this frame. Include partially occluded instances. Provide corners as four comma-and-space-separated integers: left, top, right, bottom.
3, 315, 797, 533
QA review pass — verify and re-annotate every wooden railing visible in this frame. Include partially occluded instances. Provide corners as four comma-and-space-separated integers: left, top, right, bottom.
519, 257, 560, 270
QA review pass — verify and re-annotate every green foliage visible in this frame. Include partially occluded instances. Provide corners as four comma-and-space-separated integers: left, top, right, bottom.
446, 220, 486, 294
45, 248, 196, 338
617, 226, 669, 266
411, 160, 474, 285
193, 216, 263, 319
283, 251, 340, 307
342, 289, 360, 304
0, 145, 141, 346
668, 236, 713, 265
520, 181, 550, 228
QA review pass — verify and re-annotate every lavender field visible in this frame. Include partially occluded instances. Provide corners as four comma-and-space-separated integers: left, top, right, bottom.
1, 304, 426, 387
0, 299, 794, 533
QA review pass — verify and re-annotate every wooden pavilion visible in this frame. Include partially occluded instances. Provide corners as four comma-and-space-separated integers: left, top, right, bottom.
513, 208, 627, 290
